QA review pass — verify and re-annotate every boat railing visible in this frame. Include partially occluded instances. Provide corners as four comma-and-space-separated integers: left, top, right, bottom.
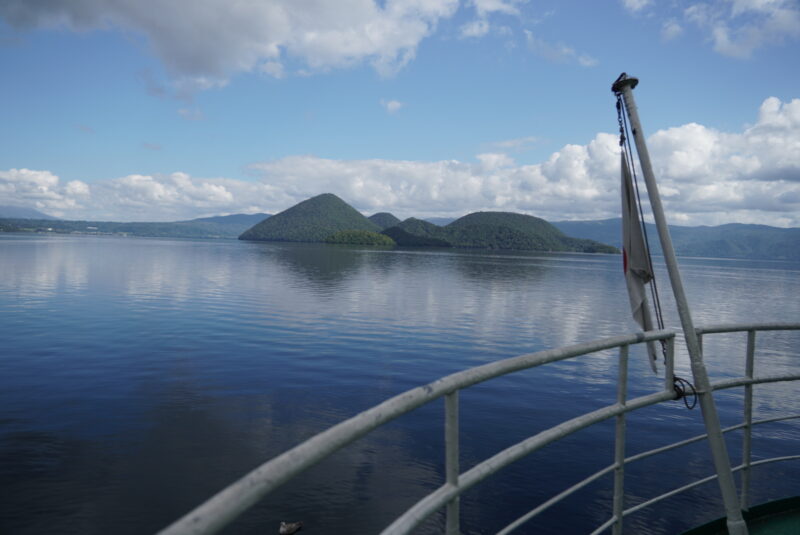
158, 322, 800, 535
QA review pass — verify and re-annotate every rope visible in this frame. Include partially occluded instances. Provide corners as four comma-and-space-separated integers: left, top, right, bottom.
672, 375, 698, 409
616, 94, 669, 361
615, 85, 699, 409
617, 96, 665, 327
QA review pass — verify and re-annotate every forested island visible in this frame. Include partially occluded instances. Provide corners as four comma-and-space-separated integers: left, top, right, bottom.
3, 198, 799, 259
238, 193, 617, 253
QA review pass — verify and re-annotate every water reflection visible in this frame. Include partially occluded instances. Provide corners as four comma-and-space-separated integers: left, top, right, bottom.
0, 236, 89, 304
0, 375, 444, 534
1, 235, 798, 534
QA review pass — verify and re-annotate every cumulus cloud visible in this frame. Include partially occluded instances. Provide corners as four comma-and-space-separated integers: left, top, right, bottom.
460, 0, 526, 39
3, 98, 799, 225
0, 168, 90, 217
644, 96, 800, 224
0, 0, 459, 86
682, 0, 800, 57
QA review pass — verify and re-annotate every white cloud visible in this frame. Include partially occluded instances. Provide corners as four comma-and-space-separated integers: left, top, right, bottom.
682, 0, 800, 58
65, 180, 91, 197
472, 0, 526, 17
0, 168, 90, 216
477, 152, 515, 169
524, 30, 598, 66
0, 0, 459, 86
460, 0, 526, 39
260, 60, 285, 79
3, 98, 798, 226
661, 19, 683, 41
460, 19, 491, 38
622, 0, 653, 12
381, 99, 404, 114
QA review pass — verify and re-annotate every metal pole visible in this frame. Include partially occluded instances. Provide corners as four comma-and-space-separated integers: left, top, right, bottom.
612, 74, 748, 535
612, 345, 629, 535
445, 391, 460, 535
740, 330, 756, 510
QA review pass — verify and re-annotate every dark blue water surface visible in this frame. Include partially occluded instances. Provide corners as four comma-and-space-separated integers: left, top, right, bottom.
1, 235, 798, 534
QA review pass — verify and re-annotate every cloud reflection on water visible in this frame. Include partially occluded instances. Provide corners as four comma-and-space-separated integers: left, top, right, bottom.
1, 236, 798, 534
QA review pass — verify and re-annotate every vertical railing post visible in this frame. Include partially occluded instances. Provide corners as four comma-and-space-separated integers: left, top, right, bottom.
613, 75, 747, 535
613, 344, 630, 535
740, 330, 756, 510
445, 391, 460, 535
664, 336, 675, 394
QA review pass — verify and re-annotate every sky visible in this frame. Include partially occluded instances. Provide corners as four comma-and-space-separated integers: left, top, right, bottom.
0, 0, 799, 226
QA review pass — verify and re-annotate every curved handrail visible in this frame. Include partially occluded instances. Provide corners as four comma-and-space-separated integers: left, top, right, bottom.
497, 413, 800, 535
158, 324, 799, 535
696, 322, 800, 335
382, 390, 675, 535
158, 330, 674, 535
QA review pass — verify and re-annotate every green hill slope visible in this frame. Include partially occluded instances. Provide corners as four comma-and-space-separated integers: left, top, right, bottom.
444, 212, 617, 252
380, 212, 617, 252
325, 230, 396, 245
382, 218, 452, 246
239, 193, 380, 242
368, 212, 401, 229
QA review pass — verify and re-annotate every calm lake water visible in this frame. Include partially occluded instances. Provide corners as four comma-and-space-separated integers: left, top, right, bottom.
1, 235, 798, 534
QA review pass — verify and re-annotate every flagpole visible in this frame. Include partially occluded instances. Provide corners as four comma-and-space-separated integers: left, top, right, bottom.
612, 74, 748, 535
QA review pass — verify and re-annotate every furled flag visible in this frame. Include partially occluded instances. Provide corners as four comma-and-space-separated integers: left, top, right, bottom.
621, 152, 658, 373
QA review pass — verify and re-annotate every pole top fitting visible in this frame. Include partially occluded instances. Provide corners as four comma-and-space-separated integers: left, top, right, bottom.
612, 73, 639, 95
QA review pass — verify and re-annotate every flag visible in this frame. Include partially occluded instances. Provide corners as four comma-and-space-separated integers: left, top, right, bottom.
621, 152, 658, 373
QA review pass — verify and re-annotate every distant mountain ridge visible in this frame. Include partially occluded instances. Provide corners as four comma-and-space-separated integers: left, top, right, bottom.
187, 213, 270, 226
0, 213, 270, 239
425, 217, 456, 226
0, 205, 57, 220
553, 219, 800, 260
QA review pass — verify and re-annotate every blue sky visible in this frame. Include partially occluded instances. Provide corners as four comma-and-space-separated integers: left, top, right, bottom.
1, 0, 799, 225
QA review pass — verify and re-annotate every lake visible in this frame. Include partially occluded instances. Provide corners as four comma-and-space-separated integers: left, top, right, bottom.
1, 235, 798, 534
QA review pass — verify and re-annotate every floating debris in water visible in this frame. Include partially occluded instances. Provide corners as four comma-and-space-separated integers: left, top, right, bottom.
279, 520, 303, 534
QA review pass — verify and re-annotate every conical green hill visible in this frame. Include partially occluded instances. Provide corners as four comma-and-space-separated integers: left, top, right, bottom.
368, 212, 401, 230
239, 193, 380, 242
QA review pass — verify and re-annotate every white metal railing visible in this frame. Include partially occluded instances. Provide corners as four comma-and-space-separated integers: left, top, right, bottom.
157, 323, 800, 535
